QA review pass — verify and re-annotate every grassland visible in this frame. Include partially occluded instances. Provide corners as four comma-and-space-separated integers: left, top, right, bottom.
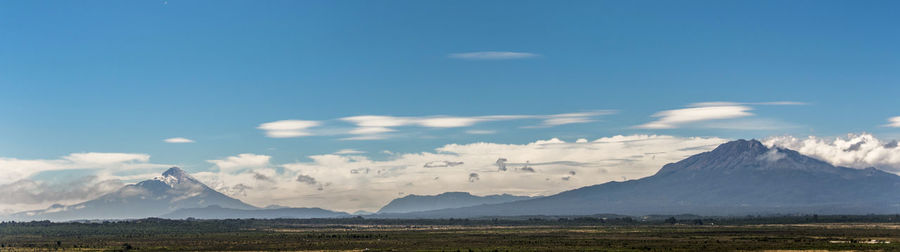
1, 216, 899, 251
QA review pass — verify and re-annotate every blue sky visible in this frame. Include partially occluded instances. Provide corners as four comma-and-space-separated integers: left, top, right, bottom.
1, 1, 899, 212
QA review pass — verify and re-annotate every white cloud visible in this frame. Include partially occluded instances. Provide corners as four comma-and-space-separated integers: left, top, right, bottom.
192, 153, 279, 201
0, 153, 163, 186
340, 111, 613, 140
206, 153, 271, 174
885, 116, 900, 127
163, 137, 195, 143
191, 135, 727, 212
418, 117, 487, 128
531, 112, 613, 128
258, 112, 613, 140
764, 133, 900, 173
341, 116, 412, 128
466, 130, 497, 135
637, 105, 754, 129
541, 117, 593, 127
448, 51, 539, 60
334, 149, 365, 155
636, 101, 804, 129
340, 115, 506, 130
257, 120, 321, 138
0, 177, 124, 214
0, 153, 170, 213
339, 134, 391, 141
348, 127, 395, 135
758, 149, 786, 162
689, 101, 807, 107
62, 152, 150, 165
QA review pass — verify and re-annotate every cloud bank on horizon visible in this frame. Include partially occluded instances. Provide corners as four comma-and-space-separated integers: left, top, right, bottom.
0, 100, 897, 214
185, 134, 732, 212
765, 134, 900, 173
4, 132, 900, 214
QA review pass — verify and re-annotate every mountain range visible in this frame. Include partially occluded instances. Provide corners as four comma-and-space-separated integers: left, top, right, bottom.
389, 140, 900, 218
6, 139, 900, 221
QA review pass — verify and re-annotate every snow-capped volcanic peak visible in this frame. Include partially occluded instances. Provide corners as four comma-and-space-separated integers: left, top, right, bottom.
153, 174, 180, 187
153, 167, 192, 187
162, 166, 189, 178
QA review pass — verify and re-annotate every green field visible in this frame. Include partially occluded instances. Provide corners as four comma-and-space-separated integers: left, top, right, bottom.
1, 217, 899, 251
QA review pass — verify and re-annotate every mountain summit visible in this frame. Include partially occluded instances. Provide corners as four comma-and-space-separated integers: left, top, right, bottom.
8, 167, 257, 221
152, 167, 205, 188
393, 139, 900, 217
161, 166, 189, 179
655, 139, 842, 175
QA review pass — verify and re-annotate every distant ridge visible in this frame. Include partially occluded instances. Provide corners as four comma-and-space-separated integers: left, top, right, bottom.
387, 139, 900, 218
377, 192, 535, 214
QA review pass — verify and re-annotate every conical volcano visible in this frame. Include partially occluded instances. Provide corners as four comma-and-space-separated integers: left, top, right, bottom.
9, 167, 257, 221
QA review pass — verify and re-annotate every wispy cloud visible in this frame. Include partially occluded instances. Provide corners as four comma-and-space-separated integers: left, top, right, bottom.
258, 111, 613, 140
465, 130, 496, 135
448, 51, 539, 60
62, 152, 151, 165
688, 101, 807, 107
340, 111, 614, 140
163, 137, 195, 143
334, 149, 365, 155
636, 101, 804, 129
529, 112, 612, 128
339, 135, 390, 141
340, 115, 519, 129
257, 120, 321, 138
347, 126, 395, 135
207, 153, 271, 174
636, 105, 754, 129
885, 116, 900, 127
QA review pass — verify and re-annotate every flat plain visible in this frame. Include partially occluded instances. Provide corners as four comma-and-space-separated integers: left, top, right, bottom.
1, 217, 899, 251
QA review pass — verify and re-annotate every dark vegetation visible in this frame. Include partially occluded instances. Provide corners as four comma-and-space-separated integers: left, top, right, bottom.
1, 215, 899, 251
